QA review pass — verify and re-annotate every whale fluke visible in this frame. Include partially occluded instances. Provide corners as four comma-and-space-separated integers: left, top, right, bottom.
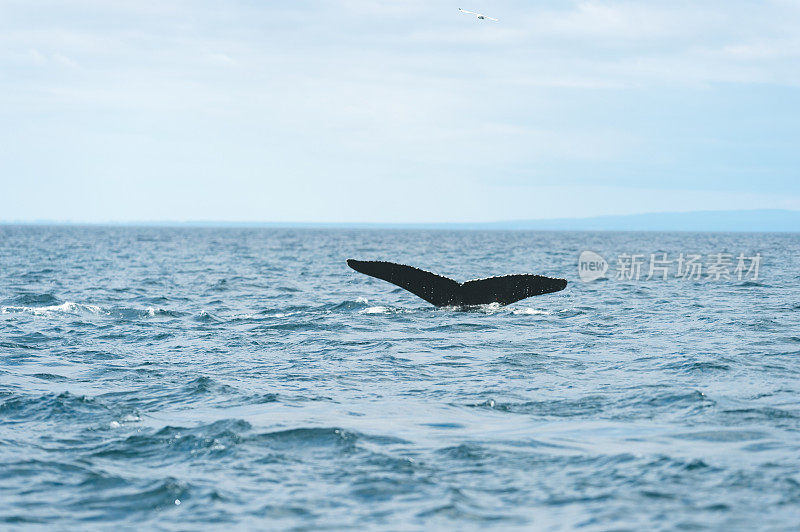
347, 259, 567, 307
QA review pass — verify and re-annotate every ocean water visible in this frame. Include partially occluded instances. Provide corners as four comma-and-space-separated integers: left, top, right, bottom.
1, 226, 799, 530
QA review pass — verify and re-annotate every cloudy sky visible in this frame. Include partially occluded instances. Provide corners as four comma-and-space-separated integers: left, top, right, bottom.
2, 0, 799, 223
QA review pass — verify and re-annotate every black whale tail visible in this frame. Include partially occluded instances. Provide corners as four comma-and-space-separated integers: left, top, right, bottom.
346, 259, 567, 307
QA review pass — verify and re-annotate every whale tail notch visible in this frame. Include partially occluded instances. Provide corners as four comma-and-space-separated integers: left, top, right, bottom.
346, 259, 567, 307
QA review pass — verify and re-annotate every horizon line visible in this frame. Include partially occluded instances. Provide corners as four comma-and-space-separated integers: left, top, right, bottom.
2, 208, 799, 225
1, 208, 799, 233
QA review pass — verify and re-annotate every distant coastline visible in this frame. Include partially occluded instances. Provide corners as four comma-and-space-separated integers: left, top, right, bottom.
3, 209, 799, 233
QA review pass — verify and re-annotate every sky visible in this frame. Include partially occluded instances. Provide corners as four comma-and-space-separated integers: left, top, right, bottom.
2, 0, 800, 223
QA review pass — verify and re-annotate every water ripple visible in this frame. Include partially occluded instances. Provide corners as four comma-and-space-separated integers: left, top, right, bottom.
1, 226, 798, 529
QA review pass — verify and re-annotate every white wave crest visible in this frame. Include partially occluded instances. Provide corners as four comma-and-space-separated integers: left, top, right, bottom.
511, 308, 551, 315
472, 303, 503, 314
1, 301, 103, 316
361, 306, 392, 314
270, 310, 301, 318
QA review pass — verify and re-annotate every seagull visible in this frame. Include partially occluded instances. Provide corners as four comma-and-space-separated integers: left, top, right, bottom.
458, 7, 498, 22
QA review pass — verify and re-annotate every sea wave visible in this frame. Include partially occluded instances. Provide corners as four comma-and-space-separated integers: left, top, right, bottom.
0, 298, 182, 320
1, 301, 102, 315
2, 226, 798, 530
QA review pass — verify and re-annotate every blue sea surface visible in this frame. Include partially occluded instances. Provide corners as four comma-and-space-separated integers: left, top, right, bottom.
1, 226, 799, 530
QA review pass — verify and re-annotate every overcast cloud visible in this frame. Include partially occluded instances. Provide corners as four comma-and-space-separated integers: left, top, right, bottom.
2, 0, 799, 222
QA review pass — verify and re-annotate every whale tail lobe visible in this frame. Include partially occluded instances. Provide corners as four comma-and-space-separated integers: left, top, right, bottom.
346, 259, 567, 307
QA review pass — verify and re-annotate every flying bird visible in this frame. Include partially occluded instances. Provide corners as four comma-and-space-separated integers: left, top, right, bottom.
458, 7, 498, 22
